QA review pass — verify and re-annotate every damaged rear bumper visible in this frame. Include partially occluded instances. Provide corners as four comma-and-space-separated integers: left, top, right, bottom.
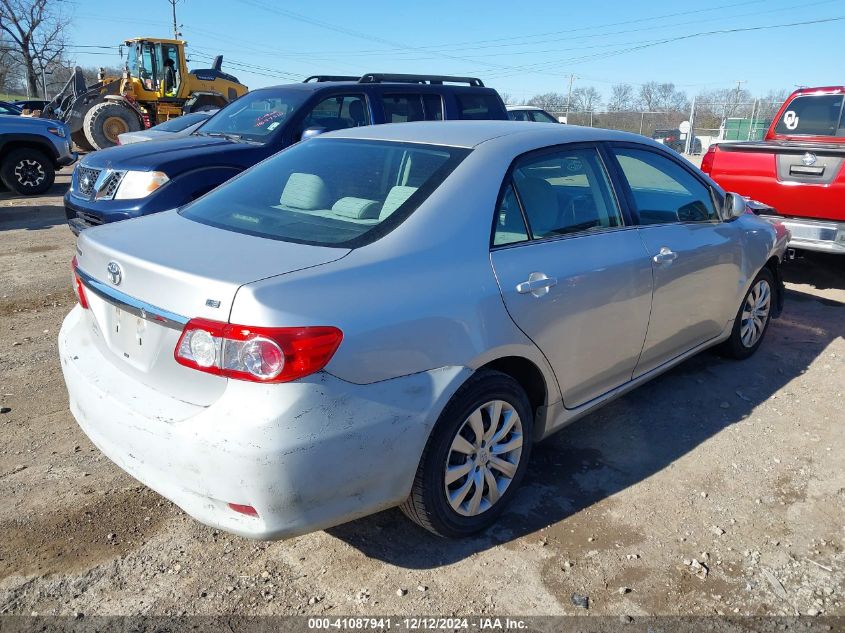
59, 306, 470, 539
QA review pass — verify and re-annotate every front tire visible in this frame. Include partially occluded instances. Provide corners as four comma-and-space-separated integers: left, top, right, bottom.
83, 101, 142, 150
401, 370, 533, 538
1, 148, 55, 195
719, 268, 775, 360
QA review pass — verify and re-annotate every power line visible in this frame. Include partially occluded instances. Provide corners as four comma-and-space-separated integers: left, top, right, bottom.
481, 15, 845, 81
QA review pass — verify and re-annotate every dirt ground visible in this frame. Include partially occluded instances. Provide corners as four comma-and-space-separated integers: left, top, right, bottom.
0, 169, 843, 618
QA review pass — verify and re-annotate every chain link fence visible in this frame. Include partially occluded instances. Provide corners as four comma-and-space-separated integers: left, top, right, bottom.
527, 99, 785, 155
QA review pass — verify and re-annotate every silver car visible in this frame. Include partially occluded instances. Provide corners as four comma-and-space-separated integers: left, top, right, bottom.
60, 121, 788, 539
116, 110, 217, 145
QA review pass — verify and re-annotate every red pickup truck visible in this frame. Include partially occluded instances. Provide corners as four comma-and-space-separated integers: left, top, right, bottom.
700, 86, 845, 254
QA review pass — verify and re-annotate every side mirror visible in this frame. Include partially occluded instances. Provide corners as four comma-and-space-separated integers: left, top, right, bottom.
301, 126, 327, 141
722, 192, 747, 220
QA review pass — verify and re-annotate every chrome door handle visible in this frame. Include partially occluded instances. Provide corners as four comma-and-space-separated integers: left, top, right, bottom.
653, 246, 678, 264
516, 272, 558, 297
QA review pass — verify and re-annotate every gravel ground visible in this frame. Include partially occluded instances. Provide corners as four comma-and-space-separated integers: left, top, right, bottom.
0, 170, 843, 618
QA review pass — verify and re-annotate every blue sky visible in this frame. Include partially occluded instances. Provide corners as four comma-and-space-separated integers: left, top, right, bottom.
65, 0, 844, 102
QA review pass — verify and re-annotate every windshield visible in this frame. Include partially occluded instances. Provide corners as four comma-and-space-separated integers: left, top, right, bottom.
153, 112, 212, 132
195, 89, 309, 142
774, 94, 845, 137
181, 139, 470, 247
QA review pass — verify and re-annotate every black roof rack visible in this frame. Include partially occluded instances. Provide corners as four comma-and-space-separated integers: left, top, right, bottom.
303, 75, 361, 83
358, 73, 484, 87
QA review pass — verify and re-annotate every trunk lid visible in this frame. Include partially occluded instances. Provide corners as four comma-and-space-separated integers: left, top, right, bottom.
75, 210, 349, 404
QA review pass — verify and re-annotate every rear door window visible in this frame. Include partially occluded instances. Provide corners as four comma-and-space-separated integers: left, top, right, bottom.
382, 94, 443, 122
300, 94, 370, 134
774, 94, 845, 136
529, 110, 557, 123
456, 93, 502, 120
508, 147, 623, 239
613, 147, 718, 224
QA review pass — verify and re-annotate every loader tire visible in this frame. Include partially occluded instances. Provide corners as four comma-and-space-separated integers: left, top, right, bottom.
71, 129, 94, 152
84, 102, 142, 150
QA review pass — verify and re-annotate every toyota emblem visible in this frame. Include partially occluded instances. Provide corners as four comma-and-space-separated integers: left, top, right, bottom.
106, 261, 122, 286
801, 152, 817, 167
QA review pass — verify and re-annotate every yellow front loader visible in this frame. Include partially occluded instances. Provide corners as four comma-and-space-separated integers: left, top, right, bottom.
42, 38, 248, 150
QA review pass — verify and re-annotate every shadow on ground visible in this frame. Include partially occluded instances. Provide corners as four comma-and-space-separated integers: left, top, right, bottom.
328, 264, 844, 567
781, 252, 845, 292
0, 180, 68, 231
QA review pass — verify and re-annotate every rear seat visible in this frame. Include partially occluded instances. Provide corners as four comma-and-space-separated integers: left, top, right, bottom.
276, 173, 419, 224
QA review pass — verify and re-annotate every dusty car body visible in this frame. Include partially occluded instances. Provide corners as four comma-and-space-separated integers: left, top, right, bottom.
60, 121, 788, 540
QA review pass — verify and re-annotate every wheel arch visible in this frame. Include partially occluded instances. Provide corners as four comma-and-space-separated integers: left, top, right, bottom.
763, 255, 784, 318
0, 136, 59, 164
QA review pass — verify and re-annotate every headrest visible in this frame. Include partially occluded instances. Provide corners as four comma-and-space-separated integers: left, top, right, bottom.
279, 173, 329, 210
380, 186, 417, 219
331, 197, 381, 219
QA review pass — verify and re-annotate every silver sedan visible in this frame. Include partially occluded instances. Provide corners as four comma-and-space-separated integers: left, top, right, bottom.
59, 121, 788, 539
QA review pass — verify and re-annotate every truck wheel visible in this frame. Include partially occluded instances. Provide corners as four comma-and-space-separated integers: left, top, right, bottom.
1, 148, 55, 195
71, 129, 94, 152
84, 102, 142, 150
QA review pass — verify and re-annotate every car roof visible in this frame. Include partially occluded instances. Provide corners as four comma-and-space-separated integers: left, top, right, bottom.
320, 120, 656, 149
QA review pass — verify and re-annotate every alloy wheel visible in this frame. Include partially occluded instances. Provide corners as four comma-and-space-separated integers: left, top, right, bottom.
13, 159, 45, 188
740, 279, 771, 348
444, 400, 523, 516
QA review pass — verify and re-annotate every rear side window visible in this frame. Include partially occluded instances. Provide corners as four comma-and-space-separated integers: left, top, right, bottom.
382, 94, 443, 122
493, 183, 529, 246
507, 147, 623, 239
181, 139, 470, 248
456, 93, 502, 120
774, 94, 845, 137
614, 148, 718, 224
300, 94, 370, 133
530, 110, 557, 123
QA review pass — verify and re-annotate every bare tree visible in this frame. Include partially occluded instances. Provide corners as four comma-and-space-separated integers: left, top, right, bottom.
638, 81, 688, 113
757, 88, 790, 120
571, 86, 602, 112
0, 0, 67, 97
527, 92, 569, 111
607, 83, 635, 112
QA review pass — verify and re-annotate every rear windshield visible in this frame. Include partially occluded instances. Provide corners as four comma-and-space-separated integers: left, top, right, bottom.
774, 94, 845, 137
456, 93, 504, 120
194, 89, 310, 143
180, 138, 470, 248
153, 112, 211, 133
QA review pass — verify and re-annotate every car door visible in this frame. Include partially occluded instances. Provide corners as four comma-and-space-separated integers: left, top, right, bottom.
490, 145, 653, 409
608, 145, 743, 377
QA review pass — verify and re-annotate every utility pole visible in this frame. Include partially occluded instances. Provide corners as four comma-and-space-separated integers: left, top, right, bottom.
732, 79, 747, 116
565, 74, 576, 123
168, 0, 183, 39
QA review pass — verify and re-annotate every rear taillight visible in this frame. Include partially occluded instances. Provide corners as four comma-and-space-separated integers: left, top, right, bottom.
71, 256, 89, 309
700, 144, 717, 174
174, 318, 343, 383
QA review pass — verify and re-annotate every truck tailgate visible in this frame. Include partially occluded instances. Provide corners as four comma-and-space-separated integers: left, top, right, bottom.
711, 142, 845, 222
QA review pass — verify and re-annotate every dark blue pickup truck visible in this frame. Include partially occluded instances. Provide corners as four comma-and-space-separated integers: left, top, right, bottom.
65, 74, 508, 233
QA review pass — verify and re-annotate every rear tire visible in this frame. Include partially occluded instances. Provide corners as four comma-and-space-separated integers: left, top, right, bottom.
400, 370, 533, 538
1, 148, 55, 195
719, 268, 775, 360
84, 101, 142, 150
